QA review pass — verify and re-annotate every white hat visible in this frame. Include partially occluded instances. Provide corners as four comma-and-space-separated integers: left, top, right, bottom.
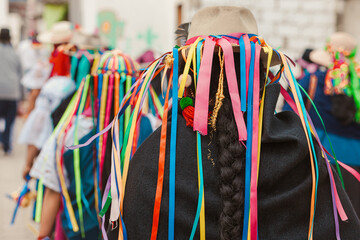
38, 21, 73, 44
188, 6, 258, 39
310, 32, 357, 67
187, 6, 280, 66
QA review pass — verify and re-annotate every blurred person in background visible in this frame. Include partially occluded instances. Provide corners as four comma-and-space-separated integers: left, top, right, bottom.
18, 32, 51, 117
19, 21, 72, 179
283, 32, 360, 217
23, 21, 72, 116
0, 28, 22, 155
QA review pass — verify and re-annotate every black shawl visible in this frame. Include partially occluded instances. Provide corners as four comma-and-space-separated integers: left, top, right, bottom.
119, 84, 360, 239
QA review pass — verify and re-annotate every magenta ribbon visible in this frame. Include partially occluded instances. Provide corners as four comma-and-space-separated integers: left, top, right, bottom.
100, 74, 114, 187
249, 43, 261, 240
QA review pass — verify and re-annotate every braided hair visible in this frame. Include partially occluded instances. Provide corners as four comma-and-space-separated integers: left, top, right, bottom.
180, 49, 265, 239
214, 59, 265, 239
215, 93, 245, 239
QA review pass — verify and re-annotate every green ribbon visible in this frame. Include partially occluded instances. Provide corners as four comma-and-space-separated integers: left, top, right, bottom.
348, 60, 360, 122
299, 84, 345, 188
73, 76, 91, 237
99, 190, 112, 217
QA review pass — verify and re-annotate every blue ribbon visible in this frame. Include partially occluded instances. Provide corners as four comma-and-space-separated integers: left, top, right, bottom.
120, 212, 128, 240
10, 175, 30, 224
239, 36, 247, 111
119, 75, 125, 149
168, 47, 179, 239
196, 40, 205, 85
242, 41, 255, 240
96, 74, 103, 192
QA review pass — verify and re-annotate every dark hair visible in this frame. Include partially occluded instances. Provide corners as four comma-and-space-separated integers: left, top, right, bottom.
331, 94, 356, 125
215, 93, 245, 239
302, 48, 314, 63
213, 53, 265, 239
0, 28, 11, 44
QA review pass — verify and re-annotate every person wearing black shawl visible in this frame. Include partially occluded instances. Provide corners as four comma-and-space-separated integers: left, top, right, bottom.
108, 6, 360, 239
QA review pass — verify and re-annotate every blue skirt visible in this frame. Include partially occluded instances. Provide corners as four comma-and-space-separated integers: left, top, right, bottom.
316, 128, 360, 167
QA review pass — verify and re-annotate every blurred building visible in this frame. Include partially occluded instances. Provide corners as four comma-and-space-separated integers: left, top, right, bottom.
338, 0, 360, 48
0, 0, 359, 59
69, 0, 360, 59
207, 0, 360, 59
68, 0, 199, 58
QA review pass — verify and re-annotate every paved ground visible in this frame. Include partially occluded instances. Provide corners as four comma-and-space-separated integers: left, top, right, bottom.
0, 117, 39, 239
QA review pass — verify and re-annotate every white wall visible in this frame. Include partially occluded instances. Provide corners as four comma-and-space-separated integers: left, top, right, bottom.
113, 0, 177, 58
71, 0, 344, 60
0, 0, 22, 46
8, 13, 22, 46
79, 0, 97, 34
201, 0, 338, 59
338, 0, 360, 49
0, 0, 9, 27
74, 0, 179, 59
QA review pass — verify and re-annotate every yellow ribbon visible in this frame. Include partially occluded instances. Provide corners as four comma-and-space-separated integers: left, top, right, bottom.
121, 60, 159, 211
178, 37, 202, 97
55, 81, 86, 232
279, 52, 316, 240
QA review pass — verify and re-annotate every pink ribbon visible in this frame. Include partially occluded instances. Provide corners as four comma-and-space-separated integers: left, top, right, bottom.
217, 38, 247, 140
100, 74, 114, 186
338, 161, 360, 182
193, 37, 216, 135
280, 86, 299, 115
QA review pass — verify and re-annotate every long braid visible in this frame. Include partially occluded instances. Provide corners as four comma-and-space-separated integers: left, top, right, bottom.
216, 95, 245, 240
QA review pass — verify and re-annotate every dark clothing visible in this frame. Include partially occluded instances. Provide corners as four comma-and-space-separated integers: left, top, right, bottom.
283, 70, 360, 139
283, 70, 360, 217
0, 100, 17, 152
51, 91, 76, 128
0, 43, 21, 153
340, 165, 360, 218
120, 84, 360, 239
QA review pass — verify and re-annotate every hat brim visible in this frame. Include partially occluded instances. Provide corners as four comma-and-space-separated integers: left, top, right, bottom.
38, 31, 72, 44
309, 49, 331, 67
37, 32, 52, 44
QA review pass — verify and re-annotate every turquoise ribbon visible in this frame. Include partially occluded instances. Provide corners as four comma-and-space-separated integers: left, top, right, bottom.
189, 132, 205, 240
289, 73, 319, 240
298, 84, 345, 187
168, 48, 179, 239
240, 36, 247, 111
242, 41, 255, 240
196, 40, 204, 85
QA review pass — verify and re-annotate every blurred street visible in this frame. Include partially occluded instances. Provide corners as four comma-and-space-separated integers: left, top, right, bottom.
0, 117, 38, 240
